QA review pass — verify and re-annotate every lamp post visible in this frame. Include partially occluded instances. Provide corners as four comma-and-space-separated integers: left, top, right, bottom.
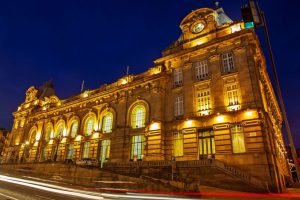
54, 135, 62, 162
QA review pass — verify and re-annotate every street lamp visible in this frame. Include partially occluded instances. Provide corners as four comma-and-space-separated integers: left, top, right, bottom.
54, 135, 62, 162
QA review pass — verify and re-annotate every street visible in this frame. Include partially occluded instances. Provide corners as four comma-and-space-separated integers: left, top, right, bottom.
0, 173, 198, 200
1, 171, 300, 200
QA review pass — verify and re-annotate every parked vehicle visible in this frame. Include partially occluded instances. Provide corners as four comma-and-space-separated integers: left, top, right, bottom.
76, 158, 99, 167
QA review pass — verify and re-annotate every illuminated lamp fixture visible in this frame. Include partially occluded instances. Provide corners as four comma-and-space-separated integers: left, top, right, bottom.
216, 114, 224, 123
185, 119, 193, 128
245, 109, 253, 117
75, 135, 82, 141
82, 91, 89, 98
121, 78, 128, 85
199, 110, 209, 116
61, 138, 67, 143
228, 105, 240, 112
231, 24, 242, 33
149, 122, 160, 131
93, 132, 99, 139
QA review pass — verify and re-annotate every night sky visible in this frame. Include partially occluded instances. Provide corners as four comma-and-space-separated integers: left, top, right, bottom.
0, 1, 299, 146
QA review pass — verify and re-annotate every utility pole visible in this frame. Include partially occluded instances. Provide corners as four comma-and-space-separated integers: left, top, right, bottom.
241, 0, 300, 181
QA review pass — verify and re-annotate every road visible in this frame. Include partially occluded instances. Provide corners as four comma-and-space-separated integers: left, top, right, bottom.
0, 174, 108, 200
0, 173, 197, 200
1, 171, 300, 200
0, 178, 88, 200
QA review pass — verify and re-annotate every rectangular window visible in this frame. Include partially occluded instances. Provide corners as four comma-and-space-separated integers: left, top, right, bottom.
131, 135, 144, 160
173, 132, 183, 157
42, 147, 47, 161
231, 125, 246, 153
222, 52, 234, 73
194, 60, 208, 80
174, 96, 184, 116
197, 89, 211, 111
99, 140, 111, 167
199, 130, 215, 158
67, 144, 74, 160
174, 68, 183, 86
83, 142, 90, 158
226, 84, 239, 106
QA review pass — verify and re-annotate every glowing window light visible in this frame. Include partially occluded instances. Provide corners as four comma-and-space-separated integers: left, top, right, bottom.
131, 105, 146, 129
102, 112, 113, 133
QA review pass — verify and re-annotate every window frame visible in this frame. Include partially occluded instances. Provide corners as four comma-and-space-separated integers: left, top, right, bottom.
82, 141, 90, 158
173, 132, 184, 157
131, 105, 146, 129
56, 123, 64, 138
173, 68, 183, 86
44, 126, 52, 142
174, 95, 184, 116
99, 139, 111, 167
102, 112, 113, 133
226, 84, 239, 106
222, 52, 235, 73
231, 124, 246, 153
194, 60, 209, 80
84, 117, 94, 136
131, 135, 145, 160
70, 121, 79, 138
196, 89, 211, 112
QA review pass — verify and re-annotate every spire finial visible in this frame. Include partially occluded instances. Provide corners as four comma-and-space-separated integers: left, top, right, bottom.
215, 1, 220, 9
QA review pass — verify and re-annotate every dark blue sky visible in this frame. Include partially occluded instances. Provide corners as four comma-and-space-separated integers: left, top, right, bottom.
0, 1, 299, 146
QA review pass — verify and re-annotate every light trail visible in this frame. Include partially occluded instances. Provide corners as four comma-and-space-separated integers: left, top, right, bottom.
0, 192, 19, 200
0, 175, 103, 199
102, 192, 197, 200
0, 174, 198, 200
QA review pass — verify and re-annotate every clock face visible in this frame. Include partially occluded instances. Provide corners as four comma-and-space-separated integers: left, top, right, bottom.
192, 23, 205, 34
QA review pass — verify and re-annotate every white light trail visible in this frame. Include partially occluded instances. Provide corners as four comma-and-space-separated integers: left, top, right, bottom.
0, 175, 103, 199
0, 174, 198, 200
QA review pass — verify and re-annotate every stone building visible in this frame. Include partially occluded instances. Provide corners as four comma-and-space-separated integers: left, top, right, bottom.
2, 6, 290, 192
0, 128, 9, 161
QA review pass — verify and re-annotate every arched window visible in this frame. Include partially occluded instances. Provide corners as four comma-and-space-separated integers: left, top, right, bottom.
84, 117, 94, 136
29, 129, 37, 144
70, 121, 79, 138
44, 126, 52, 142
131, 105, 146, 128
56, 123, 64, 138
102, 112, 113, 133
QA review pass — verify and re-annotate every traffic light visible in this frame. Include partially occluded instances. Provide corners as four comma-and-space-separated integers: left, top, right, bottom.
241, 0, 262, 28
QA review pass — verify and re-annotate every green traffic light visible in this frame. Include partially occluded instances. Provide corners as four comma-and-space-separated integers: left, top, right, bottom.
245, 21, 254, 28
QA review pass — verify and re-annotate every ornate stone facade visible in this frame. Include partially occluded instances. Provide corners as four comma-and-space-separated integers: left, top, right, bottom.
2, 7, 290, 192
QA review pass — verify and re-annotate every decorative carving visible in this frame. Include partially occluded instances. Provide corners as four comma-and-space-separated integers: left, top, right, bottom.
25, 86, 38, 103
